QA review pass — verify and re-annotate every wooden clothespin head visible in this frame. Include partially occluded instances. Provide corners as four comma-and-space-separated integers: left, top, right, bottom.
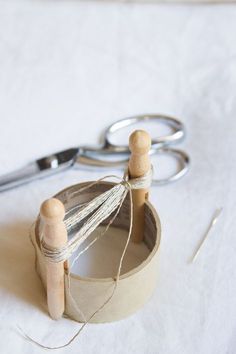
40, 198, 67, 320
128, 130, 151, 244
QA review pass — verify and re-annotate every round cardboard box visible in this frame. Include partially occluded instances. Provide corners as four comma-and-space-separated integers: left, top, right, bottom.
31, 181, 161, 323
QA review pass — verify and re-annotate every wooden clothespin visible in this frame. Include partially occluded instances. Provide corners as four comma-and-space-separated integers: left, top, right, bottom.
40, 198, 67, 320
128, 130, 151, 243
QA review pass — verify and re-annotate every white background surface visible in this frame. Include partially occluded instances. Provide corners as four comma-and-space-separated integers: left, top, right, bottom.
0, 1, 236, 353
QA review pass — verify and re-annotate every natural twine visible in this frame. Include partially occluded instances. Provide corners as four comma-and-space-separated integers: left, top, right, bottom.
18, 167, 153, 349
41, 168, 153, 265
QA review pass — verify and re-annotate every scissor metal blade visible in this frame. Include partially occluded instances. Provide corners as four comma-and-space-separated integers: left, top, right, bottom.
0, 148, 78, 192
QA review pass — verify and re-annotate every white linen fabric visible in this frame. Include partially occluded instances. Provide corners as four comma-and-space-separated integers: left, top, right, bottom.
0, 2, 235, 354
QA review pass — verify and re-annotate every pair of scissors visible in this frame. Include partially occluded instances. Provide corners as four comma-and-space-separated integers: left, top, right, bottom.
0, 114, 190, 192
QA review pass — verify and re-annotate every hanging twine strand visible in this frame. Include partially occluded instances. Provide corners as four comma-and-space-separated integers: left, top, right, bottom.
19, 189, 134, 350
18, 167, 152, 349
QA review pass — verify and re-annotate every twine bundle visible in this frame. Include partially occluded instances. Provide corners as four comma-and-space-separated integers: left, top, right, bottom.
40, 168, 153, 265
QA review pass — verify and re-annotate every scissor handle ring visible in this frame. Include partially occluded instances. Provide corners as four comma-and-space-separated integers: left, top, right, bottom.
151, 148, 190, 185
103, 114, 185, 153
78, 148, 190, 185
